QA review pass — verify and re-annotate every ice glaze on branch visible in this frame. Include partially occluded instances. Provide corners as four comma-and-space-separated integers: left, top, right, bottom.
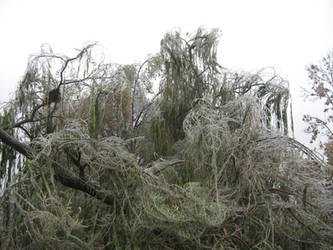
0, 126, 114, 205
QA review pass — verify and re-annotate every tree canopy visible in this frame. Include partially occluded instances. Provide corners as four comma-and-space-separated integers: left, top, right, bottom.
0, 28, 332, 249
304, 51, 333, 162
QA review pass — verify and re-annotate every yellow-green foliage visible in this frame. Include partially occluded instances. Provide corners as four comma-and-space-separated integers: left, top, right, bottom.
150, 115, 174, 156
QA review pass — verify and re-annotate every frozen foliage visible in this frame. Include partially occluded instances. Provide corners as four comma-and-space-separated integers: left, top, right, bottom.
0, 28, 332, 249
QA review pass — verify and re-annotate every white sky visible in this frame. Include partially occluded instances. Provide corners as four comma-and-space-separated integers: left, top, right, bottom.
0, 0, 332, 147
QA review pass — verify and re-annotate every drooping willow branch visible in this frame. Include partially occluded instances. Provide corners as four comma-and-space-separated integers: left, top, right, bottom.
0, 127, 114, 205
1, 44, 100, 133
3, 102, 47, 130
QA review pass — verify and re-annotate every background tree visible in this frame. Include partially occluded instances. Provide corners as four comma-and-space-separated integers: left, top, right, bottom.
0, 29, 332, 249
304, 51, 333, 168
303, 51, 333, 231
304, 52, 333, 152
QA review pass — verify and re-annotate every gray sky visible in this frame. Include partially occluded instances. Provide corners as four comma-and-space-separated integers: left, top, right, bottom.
0, 0, 332, 147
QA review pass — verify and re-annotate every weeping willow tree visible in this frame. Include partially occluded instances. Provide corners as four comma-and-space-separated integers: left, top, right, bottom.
0, 28, 332, 249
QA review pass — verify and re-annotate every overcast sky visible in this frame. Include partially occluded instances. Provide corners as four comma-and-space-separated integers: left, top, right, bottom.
0, 0, 332, 147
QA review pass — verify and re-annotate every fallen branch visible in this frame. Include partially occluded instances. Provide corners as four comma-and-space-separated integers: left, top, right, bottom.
0, 127, 114, 205
0, 128, 33, 158
144, 158, 184, 176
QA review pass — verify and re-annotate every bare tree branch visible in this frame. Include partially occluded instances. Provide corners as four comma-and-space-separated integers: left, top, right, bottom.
58, 43, 97, 87
3, 102, 47, 130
